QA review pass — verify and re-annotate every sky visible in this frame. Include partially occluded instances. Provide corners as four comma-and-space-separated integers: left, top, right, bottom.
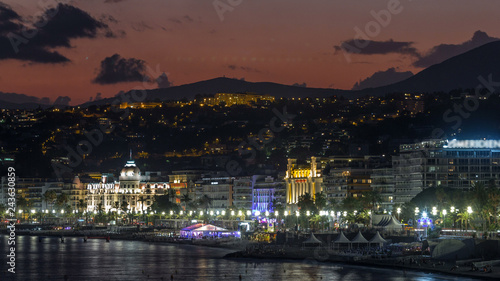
0, 0, 499, 105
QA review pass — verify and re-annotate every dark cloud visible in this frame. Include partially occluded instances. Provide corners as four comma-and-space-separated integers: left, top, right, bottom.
352, 67, 413, 90
104, 0, 127, 3
0, 3, 114, 63
413, 31, 499, 68
53, 96, 71, 106
156, 72, 172, 88
93, 54, 149, 84
32, 4, 113, 48
334, 39, 419, 57
227, 64, 261, 73
131, 21, 153, 32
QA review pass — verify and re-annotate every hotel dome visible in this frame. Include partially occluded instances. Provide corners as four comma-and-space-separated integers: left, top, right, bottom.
120, 160, 141, 180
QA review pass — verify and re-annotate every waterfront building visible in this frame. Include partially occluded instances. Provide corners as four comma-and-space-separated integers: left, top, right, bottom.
285, 157, 323, 206
370, 168, 394, 213
86, 160, 169, 213
392, 139, 500, 205
233, 176, 253, 210
195, 172, 234, 211
252, 175, 285, 213
0, 177, 66, 212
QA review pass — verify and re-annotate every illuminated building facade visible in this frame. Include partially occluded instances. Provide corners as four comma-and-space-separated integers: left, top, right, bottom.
86, 160, 169, 213
393, 139, 500, 205
252, 175, 285, 213
285, 157, 323, 206
198, 93, 275, 107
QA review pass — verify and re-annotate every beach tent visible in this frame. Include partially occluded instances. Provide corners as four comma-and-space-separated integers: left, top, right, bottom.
369, 231, 388, 248
332, 231, 351, 250
302, 233, 323, 248
351, 231, 369, 248
372, 215, 403, 231
180, 223, 229, 239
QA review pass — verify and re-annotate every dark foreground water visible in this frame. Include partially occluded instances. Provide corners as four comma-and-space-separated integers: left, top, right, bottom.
1, 235, 480, 281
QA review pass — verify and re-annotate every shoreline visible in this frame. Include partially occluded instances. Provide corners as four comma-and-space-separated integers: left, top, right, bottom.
224, 249, 500, 280
4, 232, 499, 279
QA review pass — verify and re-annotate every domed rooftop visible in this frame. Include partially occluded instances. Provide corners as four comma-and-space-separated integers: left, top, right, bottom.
120, 160, 141, 178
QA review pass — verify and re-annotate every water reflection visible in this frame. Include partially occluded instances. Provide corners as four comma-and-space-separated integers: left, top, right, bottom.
0, 235, 480, 281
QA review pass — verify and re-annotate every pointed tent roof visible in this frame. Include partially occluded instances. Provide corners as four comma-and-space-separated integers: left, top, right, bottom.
369, 231, 388, 244
333, 231, 351, 243
350, 231, 369, 243
303, 233, 323, 244
373, 215, 403, 230
181, 223, 228, 232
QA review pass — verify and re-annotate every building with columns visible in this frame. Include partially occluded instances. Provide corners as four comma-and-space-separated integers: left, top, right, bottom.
86, 160, 169, 213
285, 157, 323, 206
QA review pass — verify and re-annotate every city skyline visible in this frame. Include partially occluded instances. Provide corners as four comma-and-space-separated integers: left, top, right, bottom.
0, 0, 499, 104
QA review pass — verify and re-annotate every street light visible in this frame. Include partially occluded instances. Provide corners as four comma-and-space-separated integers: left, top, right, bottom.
265, 211, 269, 217
397, 207, 401, 220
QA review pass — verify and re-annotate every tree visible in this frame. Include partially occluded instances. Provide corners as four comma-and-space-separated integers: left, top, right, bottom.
314, 192, 327, 210
198, 195, 212, 212
77, 199, 86, 213
327, 198, 338, 211
298, 192, 317, 213
0, 204, 6, 219
55, 193, 69, 210
456, 211, 472, 231
362, 188, 381, 213
341, 197, 361, 213
180, 194, 192, 211
43, 190, 57, 211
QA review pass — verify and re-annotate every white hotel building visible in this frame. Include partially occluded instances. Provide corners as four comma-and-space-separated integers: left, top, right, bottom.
85, 160, 169, 213
392, 139, 500, 205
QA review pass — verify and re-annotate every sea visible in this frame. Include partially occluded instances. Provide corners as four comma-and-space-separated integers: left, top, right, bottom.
0, 235, 481, 281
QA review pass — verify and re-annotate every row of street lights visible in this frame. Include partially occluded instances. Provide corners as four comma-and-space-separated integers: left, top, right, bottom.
395, 205, 473, 229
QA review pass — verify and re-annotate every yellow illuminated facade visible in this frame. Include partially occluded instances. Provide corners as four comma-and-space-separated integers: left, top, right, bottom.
198, 93, 275, 107
285, 157, 323, 206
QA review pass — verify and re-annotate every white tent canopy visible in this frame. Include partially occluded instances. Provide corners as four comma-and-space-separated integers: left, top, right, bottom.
331, 231, 352, 250
334, 231, 351, 243
369, 231, 388, 247
351, 231, 369, 243
303, 233, 323, 244
302, 233, 323, 249
372, 215, 403, 231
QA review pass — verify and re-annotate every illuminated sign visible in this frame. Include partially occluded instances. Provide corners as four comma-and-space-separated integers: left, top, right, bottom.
87, 183, 116, 190
446, 139, 500, 149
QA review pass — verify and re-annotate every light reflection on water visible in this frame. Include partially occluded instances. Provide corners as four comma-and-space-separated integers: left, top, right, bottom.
0, 235, 480, 281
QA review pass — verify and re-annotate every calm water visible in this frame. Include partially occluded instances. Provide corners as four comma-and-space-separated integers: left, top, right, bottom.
0, 235, 480, 281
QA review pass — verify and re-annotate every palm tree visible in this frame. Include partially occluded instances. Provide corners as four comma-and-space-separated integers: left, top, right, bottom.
43, 190, 57, 212
362, 188, 381, 213
199, 195, 212, 212
298, 192, 317, 213
456, 211, 472, 231
77, 199, 86, 213
180, 194, 192, 211
314, 192, 327, 210
55, 193, 69, 211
